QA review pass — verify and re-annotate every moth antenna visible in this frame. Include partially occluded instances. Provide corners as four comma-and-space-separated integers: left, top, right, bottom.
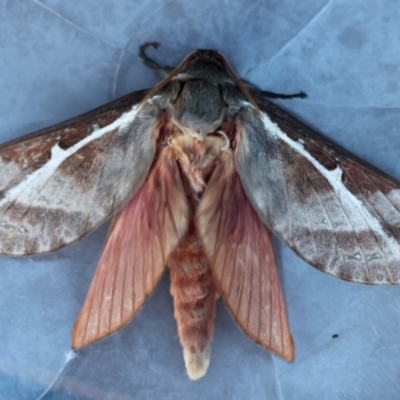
138, 42, 176, 78
138, 42, 162, 70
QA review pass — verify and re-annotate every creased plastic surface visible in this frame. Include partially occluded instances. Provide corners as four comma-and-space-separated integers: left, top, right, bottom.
1, 1, 400, 399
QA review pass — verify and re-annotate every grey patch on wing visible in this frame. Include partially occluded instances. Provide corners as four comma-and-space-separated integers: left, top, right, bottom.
0, 204, 88, 254
0, 96, 161, 255
235, 103, 400, 284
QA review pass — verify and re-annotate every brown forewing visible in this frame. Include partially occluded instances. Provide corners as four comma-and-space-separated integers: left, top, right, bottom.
0, 90, 160, 255
236, 94, 400, 284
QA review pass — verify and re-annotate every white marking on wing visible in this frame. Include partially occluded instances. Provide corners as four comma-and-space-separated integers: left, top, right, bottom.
258, 108, 400, 264
369, 190, 400, 225
50, 143, 65, 159
253, 187, 268, 211
387, 188, 400, 208
0, 104, 140, 208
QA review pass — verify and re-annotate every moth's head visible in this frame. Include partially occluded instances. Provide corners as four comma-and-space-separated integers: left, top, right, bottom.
178, 50, 258, 111
139, 47, 259, 113
180, 50, 231, 82
190, 49, 224, 64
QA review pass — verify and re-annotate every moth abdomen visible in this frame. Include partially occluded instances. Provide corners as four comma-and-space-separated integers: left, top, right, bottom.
168, 223, 219, 380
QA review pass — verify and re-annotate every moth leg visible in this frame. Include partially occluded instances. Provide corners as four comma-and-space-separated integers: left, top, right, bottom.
139, 42, 174, 78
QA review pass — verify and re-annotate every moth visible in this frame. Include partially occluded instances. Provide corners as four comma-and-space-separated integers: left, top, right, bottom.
1, 43, 400, 380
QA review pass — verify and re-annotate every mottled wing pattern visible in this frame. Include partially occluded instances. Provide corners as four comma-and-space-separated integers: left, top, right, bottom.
0, 90, 161, 254
236, 95, 400, 284
197, 152, 294, 361
72, 147, 189, 348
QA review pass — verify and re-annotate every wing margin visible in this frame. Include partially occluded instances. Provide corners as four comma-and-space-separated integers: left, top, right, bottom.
235, 95, 400, 284
0, 90, 162, 254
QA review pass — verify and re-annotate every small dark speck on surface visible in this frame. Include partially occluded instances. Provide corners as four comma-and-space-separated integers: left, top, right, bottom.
337, 25, 367, 49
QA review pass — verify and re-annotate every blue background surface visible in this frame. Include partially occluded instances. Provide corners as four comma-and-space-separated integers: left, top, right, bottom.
1, 1, 400, 399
